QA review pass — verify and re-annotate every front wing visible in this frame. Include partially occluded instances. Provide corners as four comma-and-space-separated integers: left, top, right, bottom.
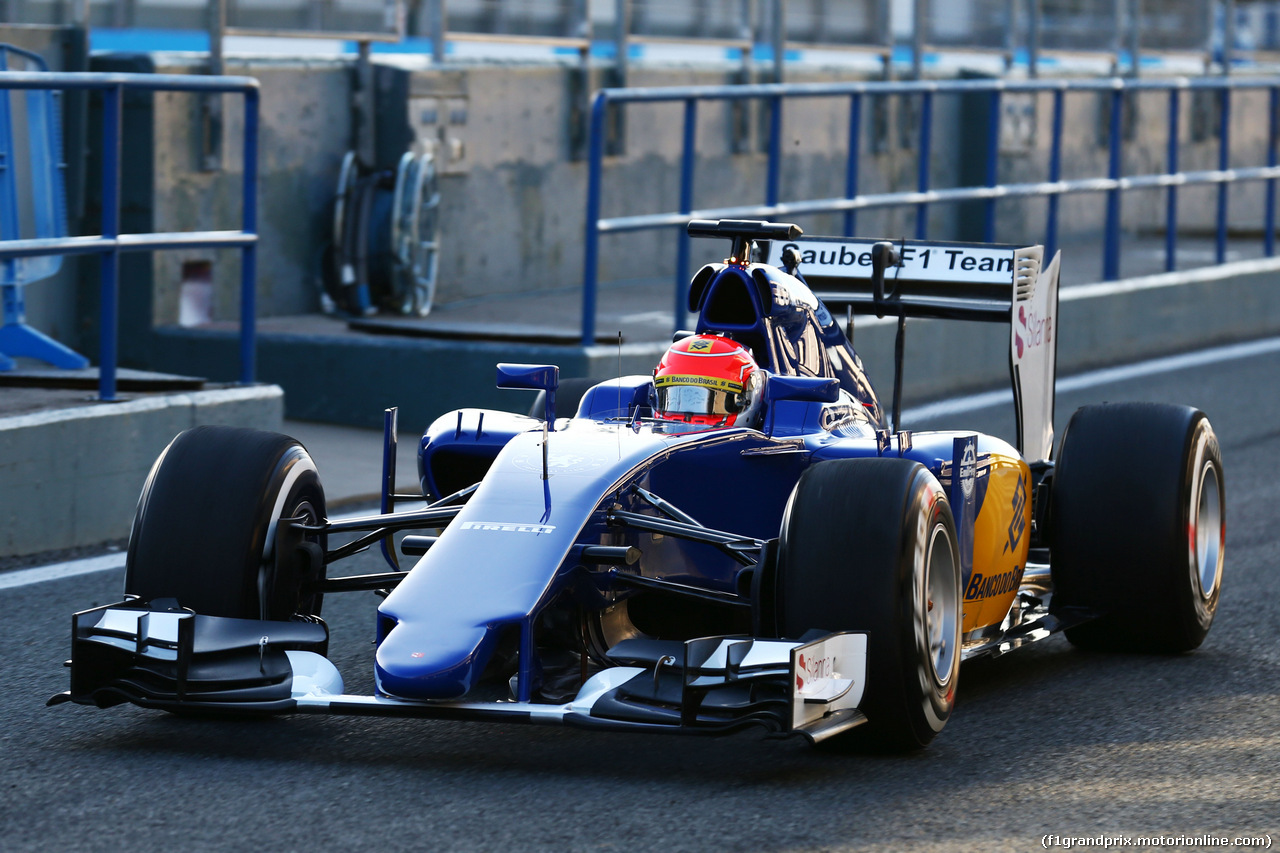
49, 601, 868, 744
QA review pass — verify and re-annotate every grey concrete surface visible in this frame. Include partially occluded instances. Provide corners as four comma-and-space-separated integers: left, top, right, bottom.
0, 384, 284, 558
0, 379, 421, 560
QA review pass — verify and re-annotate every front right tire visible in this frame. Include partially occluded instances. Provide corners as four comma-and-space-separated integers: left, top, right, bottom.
776, 458, 961, 752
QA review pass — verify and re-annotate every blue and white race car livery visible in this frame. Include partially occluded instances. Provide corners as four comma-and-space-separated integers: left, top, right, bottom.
51, 220, 1225, 752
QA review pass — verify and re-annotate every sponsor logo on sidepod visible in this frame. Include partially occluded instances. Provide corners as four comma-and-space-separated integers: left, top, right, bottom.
964, 569, 1021, 600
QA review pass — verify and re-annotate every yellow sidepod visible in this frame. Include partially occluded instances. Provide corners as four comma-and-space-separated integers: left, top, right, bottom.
961, 436, 1032, 633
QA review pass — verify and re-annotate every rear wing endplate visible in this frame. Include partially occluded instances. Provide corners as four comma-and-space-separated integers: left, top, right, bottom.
765, 236, 1061, 462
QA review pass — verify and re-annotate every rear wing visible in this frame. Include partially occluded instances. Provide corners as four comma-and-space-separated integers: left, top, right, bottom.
764, 235, 1061, 462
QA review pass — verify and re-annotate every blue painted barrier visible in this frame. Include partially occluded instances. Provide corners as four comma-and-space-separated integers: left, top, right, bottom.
0, 68, 259, 401
582, 75, 1280, 347
0, 45, 81, 372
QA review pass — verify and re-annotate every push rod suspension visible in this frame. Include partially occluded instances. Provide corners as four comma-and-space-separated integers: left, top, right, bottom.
606, 509, 761, 566
297, 504, 462, 535
608, 571, 751, 609
306, 572, 411, 595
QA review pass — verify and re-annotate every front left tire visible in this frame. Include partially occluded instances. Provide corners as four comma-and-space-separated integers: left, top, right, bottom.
124, 426, 327, 622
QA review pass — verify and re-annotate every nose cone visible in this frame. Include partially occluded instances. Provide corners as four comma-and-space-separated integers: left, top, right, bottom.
375, 620, 492, 700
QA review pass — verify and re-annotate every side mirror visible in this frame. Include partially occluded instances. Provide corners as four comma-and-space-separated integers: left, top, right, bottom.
765, 375, 840, 405
497, 363, 560, 426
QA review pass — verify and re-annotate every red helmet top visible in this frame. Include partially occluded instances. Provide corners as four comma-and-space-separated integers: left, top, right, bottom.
653, 334, 763, 429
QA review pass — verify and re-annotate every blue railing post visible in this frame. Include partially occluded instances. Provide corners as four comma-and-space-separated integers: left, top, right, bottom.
983, 88, 1001, 243
766, 95, 781, 209
1045, 87, 1064, 262
581, 92, 609, 347
843, 93, 861, 237
1216, 87, 1232, 265
99, 84, 122, 402
582, 75, 1280, 327
0, 71, 259, 388
1166, 88, 1180, 272
1267, 86, 1277, 258
239, 87, 258, 385
916, 89, 933, 240
0, 58, 18, 309
674, 97, 697, 333
1103, 83, 1124, 281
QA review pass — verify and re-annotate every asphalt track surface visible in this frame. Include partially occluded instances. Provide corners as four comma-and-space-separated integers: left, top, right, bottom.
4, 342, 1279, 853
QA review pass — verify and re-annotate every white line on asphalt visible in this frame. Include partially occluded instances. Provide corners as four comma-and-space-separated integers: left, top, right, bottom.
0, 508, 381, 592
901, 335, 1280, 423
5, 334, 1279, 592
0, 552, 127, 591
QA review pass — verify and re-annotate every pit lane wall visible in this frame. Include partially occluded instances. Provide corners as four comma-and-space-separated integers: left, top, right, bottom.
0, 386, 283, 558
150, 253, 1280, 433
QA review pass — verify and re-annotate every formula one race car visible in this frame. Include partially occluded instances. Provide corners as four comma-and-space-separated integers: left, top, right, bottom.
50, 220, 1226, 752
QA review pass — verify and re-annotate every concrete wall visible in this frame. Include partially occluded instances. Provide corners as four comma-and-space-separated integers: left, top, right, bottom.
149, 56, 355, 323
140, 254, 1280, 433
0, 385, 284, 558
992, 85, 1278, 247
136, 55, 1261, 329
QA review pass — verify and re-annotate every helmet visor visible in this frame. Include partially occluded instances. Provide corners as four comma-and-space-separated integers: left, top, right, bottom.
657, 384, 742, 418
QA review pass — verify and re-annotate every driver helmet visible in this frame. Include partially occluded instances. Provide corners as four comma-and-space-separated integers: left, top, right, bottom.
653, 334, 764, 429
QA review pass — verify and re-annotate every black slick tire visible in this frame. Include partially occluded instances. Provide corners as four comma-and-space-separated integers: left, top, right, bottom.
777, 457, 961, 752
1049, 403, 1225, 652
124, 426, 327, 621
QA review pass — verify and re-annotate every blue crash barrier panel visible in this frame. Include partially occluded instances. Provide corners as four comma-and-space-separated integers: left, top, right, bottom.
0, 61, 260, 400
0, 45, 84, 371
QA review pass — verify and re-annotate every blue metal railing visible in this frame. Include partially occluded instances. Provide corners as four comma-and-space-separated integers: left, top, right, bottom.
582, 74, 1280, 347
0, 70, 259, 401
